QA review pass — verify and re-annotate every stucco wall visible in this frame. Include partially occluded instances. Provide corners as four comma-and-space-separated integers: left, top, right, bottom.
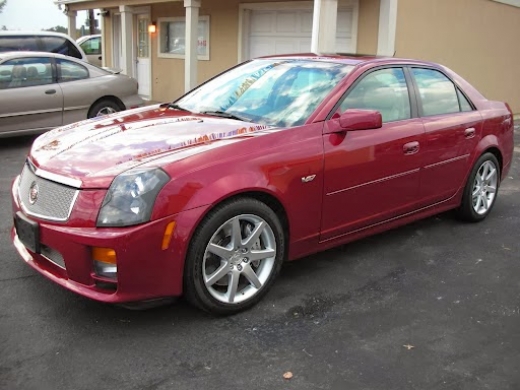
97, 0, 377, 103
357, 0, 379, 55
395, 0, 520, 113
151, 1, 238, 102
150, 0, 318, 103
101, 13, 113, 67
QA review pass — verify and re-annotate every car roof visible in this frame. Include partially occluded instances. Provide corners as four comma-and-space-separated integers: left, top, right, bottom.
77, 34, 101, 41
0, 51, 87, 63
257, 52, 439, 67
0, 31, 73, 38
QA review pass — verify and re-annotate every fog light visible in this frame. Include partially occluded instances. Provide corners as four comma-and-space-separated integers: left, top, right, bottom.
92, 247, 117, 280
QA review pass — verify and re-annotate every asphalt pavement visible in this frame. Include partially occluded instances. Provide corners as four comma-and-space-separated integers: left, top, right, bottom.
0, 124, 519, 390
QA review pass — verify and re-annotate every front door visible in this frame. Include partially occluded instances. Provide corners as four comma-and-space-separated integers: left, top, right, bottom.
320, 67, 424, 242
136, 14, 151, 100
0, 57, 63, 136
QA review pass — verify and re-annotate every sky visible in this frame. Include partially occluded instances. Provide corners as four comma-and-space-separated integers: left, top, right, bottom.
0, 0, 93, 31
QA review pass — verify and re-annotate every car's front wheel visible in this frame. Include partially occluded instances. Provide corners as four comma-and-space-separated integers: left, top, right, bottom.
457, 152, 500, 222
184, 198, 285, 315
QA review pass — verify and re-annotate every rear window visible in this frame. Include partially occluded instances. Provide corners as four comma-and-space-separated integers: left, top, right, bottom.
0, 36, 39, 52
41, 36, 82, 59
58, 59, 89, 82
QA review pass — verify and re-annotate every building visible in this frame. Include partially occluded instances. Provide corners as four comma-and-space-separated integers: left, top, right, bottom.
55, 0, 520, 113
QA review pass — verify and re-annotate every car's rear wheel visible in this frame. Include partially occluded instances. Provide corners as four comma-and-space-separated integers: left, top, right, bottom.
88, 99, 123, 118
184, 198, 285, 315
457, 152, 500, 222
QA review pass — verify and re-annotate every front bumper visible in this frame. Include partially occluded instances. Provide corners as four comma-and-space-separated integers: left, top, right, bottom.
11, 216, 183, 303
10, 177, 196, 304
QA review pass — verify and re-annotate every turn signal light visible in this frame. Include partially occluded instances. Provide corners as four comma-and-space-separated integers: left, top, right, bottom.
92, 247, 117, 280
162, 221, 176, 250
92, 247, 117, 264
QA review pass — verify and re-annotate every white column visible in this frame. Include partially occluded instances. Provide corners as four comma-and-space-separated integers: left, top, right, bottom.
120, 5, 134, 77
66, 10, 77, 40
377, 0, 399, 56
101, 15, 107, 68
311, 0, 338, 54
184, 0, 201, 92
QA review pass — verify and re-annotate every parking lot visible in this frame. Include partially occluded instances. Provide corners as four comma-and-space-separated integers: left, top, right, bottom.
1, 124, 519, 390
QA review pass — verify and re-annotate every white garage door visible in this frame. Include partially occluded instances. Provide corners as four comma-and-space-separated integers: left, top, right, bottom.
248, 9, 354, 59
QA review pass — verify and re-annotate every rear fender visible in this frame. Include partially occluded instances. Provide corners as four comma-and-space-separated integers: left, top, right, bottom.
462, 134, 502, 188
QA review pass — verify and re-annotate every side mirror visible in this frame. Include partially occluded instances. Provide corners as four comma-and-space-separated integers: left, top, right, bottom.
338, 109, 383, 131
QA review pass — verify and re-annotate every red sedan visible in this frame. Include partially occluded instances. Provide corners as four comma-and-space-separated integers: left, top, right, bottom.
11, 54, 514, 315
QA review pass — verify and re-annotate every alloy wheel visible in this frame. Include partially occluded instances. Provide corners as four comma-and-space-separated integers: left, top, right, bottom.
95, 107, 117, 117
202, 214, 276, 304
472, 160, 498, 215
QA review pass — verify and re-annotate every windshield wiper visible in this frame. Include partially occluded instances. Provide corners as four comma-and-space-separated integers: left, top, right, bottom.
200, 110, 250, 122
167, 103, 189, 111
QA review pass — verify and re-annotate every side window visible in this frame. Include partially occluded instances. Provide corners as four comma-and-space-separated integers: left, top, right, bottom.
457, 89, 473, 112
58, 59, 89, 82
80, 37, 101, 55
67, 41, 83, 59
411, 68, 461, 116
41, 36, 69, 56
0, 57, 54, 89
339, 68, 411, 123
40, 36, 82, 59
0, 36, 39, 52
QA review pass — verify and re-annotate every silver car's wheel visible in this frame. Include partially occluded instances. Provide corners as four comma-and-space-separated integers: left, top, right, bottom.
202, 214, 276, 304
95, 106, 118, 116
471, 160, 498, 215
87, 99, 122, 119
184, 198, 285, 315
457, 152, 500, 222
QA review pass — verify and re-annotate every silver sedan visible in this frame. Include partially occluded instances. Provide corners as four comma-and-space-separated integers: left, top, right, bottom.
0, 51, 144, 138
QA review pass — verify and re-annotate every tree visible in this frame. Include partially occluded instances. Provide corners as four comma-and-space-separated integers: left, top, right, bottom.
45, 25, 68, 34
1, 25, 6, 31
0, 0, 6, 14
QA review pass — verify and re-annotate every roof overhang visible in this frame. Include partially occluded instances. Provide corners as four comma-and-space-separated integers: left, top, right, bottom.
54, 0, 90, 4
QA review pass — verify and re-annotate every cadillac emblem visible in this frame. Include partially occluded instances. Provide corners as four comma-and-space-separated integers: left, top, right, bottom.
29, 181, 39, 205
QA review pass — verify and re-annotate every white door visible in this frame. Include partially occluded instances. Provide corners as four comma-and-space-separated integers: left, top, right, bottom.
248, 9, 354, 59
136, 14, 151, 100
112, 14, 123, 70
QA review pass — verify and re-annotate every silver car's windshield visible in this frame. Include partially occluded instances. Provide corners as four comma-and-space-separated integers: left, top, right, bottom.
176, 59, 354, 127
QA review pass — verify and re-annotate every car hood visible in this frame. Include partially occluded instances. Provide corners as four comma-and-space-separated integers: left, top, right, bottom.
29, 105, 273, 188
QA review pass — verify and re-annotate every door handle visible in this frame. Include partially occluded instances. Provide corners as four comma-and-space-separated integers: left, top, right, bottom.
45, 89, 56, 95
403, 141, 420, 155
98, 56, 102, 61
464, 127, 476, 139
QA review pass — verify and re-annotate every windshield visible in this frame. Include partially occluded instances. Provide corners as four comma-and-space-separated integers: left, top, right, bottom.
176, 59, 354, 127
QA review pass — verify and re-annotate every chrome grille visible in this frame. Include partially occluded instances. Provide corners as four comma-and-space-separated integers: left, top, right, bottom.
18, 162, 78, 221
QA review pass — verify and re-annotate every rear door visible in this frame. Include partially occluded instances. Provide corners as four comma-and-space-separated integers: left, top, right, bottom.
321, 67, 424, 241
0, 56, 63, 135
409, 67, 481, 205
79, 36, 102, 67
56, 58, 93, 124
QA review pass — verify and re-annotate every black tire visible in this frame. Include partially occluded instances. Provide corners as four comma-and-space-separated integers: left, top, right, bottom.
456, 152, 500, 222
88, 99, 123, 119
184, 198, 285, 315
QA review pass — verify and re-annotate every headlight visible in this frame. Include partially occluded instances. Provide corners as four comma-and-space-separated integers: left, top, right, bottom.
97, 167, 170, 227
